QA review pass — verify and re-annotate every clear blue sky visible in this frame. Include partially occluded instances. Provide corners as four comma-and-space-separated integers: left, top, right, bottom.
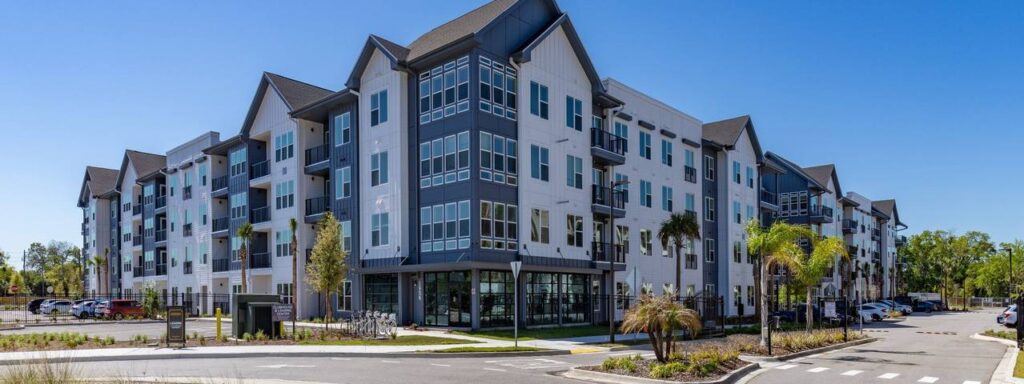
1, 1, 1021, 263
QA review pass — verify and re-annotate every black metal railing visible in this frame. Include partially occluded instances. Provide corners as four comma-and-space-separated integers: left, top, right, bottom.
212, 175, 229, 192
182, 223, 193, 237
133, 266, 143, 276
251, 206, 270, 223
155, 264, 167, 276
760, 189, 777, 205
155, 195, 166, 209
684, 166, 697, 183
155, 229, 167, 242
591, 185, 625, 209
590, 128, 626, 156
183, 261, 193, 275
250, 160, 269, 179
132, 205, 142, 216
305, 196, 329, 216
250, 252, 271, 269
591, 241, 625, 263
810, 205, 833, 218
183, 186, 192, 200
212, 259, 230, 272
843, 219, 858, 233
132, 235, 142, 247
305, 144, 329, 166
212, 217, 229, 232
872, 228, 881, 240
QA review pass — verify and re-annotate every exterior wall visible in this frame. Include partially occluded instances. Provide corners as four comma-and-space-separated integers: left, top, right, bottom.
720, 130, 758, 316
843, 192, 876, 301
82, 193, 112, 296
118, 165, 140, 295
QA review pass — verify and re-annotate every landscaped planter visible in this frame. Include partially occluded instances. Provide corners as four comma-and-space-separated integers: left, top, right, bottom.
566, 361, 759, 384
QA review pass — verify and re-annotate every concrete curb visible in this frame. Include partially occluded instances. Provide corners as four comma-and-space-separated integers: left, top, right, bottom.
739, 337, 876, 363
562, 362, 760, 384
17, 319, 176, 328
971, 332, 1017, 347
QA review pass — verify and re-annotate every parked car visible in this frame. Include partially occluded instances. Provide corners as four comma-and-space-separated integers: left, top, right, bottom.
100, 299, 144, 320
71, 300, 95, 318
879, 300, 913, 314
860, 303, 889, 321
914, 300, 937, 313
926, 299, 946, 311
92, 299, 110, 317
1002, 305, 1018, 327
26, 298, 48, 314
40, 299, 72, 315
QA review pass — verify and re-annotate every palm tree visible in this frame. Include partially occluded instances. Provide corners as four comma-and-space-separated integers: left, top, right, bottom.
657, 212, 701, 297
795, 236, 848, 331
237, 222, 253, 294
620, 285, 702, 363
92, 248, 109, 297
746, 220, 812, 347
289, 218, 299, 337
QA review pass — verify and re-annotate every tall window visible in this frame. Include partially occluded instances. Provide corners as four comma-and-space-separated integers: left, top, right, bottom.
530, 208, 549, 244
733, 161, 741, 184
746, 166, 754, 188
640, 229, 652, 256
230, 193, 247, 219
420, 200, 471, 252
530, 145, 549, 181
479, 132, 517, 185
334, 112, 351, 146
275, 180, 294, 209
229, 148, 247, 176
565, 96, 582, 131
275, 229, 292, 257
478, 56, 516, 120
529, 81, 548, 119
733, 242, 741, 263
614, 173, 629, 203
734, 201, 741, 224
480, 201, 517, 251
566, 214, 583, 247
685, 193, 696, 212
565, 155, 582, 189
371, 213, 389, 246
198, 164, 208, 186
371, 151, 389, 186
340, 221, 352, 252
640, 180, 652, 208
274, 131, 294, 162
420, 56, 470, 124
705, 238, 716, 262
704, 197, 715, 222
614, 121, 628, 140
661, 140, 672, 166
661, 186, 673, 211
335, 167, 351, 199
370, 89, 388, 126
421, 131, 469, 188
639, 132, 651, 159
704, 155, 715, 180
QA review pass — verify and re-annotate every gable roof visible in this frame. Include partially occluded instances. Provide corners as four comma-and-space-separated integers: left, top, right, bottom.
407, 0, 519, 61
512, 13, 614, 101
764, 151, 828, 191
78, 166, 119, 207
872, 199, 905, 228
115, 149, 166, 188
241, 72, 334, 136
702, 115, 764, 162
802, 164, 843, 197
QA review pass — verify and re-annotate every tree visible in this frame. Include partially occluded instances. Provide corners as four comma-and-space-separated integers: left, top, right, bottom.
657, 212, 701, 296
92, 248, 109, 296
44, 261, 83, 297
237, 222, 253, 294
7, 269, 24, 296
620, 284, 701, 363
746, 220, 810, 347
793, 236, 848, 331
289, 217, 299, 337
305, 212, 348, 331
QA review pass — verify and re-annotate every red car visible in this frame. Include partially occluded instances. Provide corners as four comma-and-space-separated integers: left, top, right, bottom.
101, 300, 144, 320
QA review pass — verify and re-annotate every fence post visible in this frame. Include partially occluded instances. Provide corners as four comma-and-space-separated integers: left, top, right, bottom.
215, 307, 222, 340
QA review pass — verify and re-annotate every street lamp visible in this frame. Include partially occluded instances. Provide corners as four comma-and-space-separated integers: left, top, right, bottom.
608, 178, 629, 344
1005, 246, 1014, 298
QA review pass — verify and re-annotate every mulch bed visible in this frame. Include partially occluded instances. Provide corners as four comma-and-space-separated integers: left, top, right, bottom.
584, 359, 750, 382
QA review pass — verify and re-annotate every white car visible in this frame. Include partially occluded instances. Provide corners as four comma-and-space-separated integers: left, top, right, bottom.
860, 303, 889, 321
879, 300, 913, 314
1003, 305, 1018, 327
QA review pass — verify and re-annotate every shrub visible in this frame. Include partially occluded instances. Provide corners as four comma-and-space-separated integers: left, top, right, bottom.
198, 336, 207, 346
242, 332, 253, 342
600, 355, 641, 373
650, 361, 687, 379
254, 330, 267, 342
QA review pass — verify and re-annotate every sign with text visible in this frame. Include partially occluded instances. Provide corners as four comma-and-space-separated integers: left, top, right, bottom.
166, 306, 186, 347
824, 301, 837, 318
272, 304, 293, 322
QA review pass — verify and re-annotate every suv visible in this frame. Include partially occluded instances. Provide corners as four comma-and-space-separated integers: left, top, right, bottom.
41, 299, 72, 315
27, 298, 48, 314
101, 300, 144, 320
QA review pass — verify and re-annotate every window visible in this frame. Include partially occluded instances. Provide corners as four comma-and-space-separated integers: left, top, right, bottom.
479, 132, 517, 185
231, 237, 241, 261
275, 181, 294, 210
640, 229, 652, 256
274, 131, 294, 162
704, 155, 715, 180
230, 192, 247, 219
420, 56, 470, 124
617, 225, 630, 256
530, 208, 549, 244
335, 167, 351, 199
529, 81, 548, 119
661, 186, 673, 212
371, 213, 389, 247
705, 239, 716, 262
198, 164, 208, 186
747, 286, 755, 306
747, 205, 754, 222
733, 242, 741, 263
661, 140, 672, 166
565, 96, 583, 131
339, 220, 352, 253
685, 193, 696, 212
420, 131, 469, 188
340, 281, 353, 311
478, 56, 516, 120
334, 112, 351, 146
370, 89, 388, 126
275, 229, 292, 257
640, 180, 652, 208
420, 200, 471, 252
277, 283, 294, 304
704, 197, 715, 222
614, 121, 628, 140
230, 148, 247, 176
734, 201, 741, 224
565, 155, 583, 189
530, 145, 549, 181
566, 214, 583, 247
614, 173, 629, 203
639, 132, 651, 159
746, 166, 754, 188
733, 161, 741, 184
480, 201, 517, 251
371, 151, 388, 186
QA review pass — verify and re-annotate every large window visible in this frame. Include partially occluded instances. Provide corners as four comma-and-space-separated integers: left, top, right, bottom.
526, 273, 590, 326
614, 120, 628, 140
530, 208, 549, 244
340, 220, 352, 253
364, 274, 398, 314
661, 140, 672, 166
420, 131, 470, 188
704, 155, 715, 180
733, 161, 741, 184
420, 200, 470, 252
479, 132, 517, 185
734, 201, 741, 224
640, 229, 652, 256
275, 181, 294, 210
565, 96, 583, 131
371, 151, 388, 186
565, 155, 583, 189
530, 145, 549, 181
370, 90, 388, 126
480, 271, 514, 327
335, 167, 351, 199
746, 166, 754, 188
334, 112, 351, 146
639, 132, 652, 160
230, 192, 247, 219
705, 239, 716, 262
529, 81, 548, 119
420, 56, 470, 124
662, 186, 673, 212
640, 180, 652, 208
229, 148, 247, 177
704, 197, 716, 222
275, 229, 292, 257
480, 200, 517, 251
424, 271, 472, 327
479, 56, 516, 120
371, 213, 389, 247
274, 131, 294, 162
566, 214, 583, 247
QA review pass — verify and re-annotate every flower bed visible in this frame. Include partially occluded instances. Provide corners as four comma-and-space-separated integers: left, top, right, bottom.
730, 329, 865, 356
585, 345, 749, 382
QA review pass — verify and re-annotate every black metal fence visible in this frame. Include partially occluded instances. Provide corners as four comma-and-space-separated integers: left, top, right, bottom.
0, 293, 239, 325
592, 294, 726, 336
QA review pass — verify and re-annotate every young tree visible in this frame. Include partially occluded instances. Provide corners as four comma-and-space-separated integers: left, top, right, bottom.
92, 248, 109, 296
657, 212, 701, 296
237, 222, 253, 294
289, 217, 299, 336
305, 212, 348, 331
620, 284, 702, 363
794, 236, 848, 331
746, 220, 811, 347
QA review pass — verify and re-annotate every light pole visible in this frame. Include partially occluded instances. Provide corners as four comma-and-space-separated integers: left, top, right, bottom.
1005, 246, 1014, 298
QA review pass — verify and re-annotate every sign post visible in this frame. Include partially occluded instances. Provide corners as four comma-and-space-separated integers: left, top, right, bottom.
166, 306, 186, 348
272, 304, 293, 340
510, 261, 522, 351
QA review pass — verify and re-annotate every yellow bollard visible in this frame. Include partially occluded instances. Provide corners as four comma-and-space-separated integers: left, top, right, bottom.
215, 308, 222, 340
280, 321, 286, 339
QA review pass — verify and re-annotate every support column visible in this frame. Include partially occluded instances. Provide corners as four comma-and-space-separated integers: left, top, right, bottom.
397, 273, 410, 325
471, 269, 480, 330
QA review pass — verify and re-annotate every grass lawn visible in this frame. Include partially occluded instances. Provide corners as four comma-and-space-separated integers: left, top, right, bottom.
431, 346, 545, 353
299, 335, 478, 346
983, 329, 1015, 341
452, 325, 609, 341
1015, 351, 1024, 378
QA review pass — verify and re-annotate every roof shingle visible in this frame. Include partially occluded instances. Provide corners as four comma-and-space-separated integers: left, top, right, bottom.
406, 0, 518, 61
702, 115, 751, 146
126, 150, 166, 178
264, 72, 335, 111
85, 166, 119, 195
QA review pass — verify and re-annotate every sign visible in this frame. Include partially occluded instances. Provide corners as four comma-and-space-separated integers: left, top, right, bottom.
9, 285, 17, 293
166, 306, 186, 347
272, 304, 293, 322
46, 286, 53, 294
510, 261, 522, 279
824, 301, 837, 318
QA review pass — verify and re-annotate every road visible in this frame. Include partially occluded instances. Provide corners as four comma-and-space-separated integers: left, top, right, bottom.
745, 309, 1007, 384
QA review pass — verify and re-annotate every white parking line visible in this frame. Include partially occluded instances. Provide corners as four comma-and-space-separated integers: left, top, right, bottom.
330, 358, 351, 361
484, 368, 507, 372
879, 373, 900, 379
841, 370, 863, 376
431, 363, 451, 368
918, 377, 939, 383
776, 364, 798, 370
807, 367, 829, 373
963, 381, 980, 384
380, 360, 401, 364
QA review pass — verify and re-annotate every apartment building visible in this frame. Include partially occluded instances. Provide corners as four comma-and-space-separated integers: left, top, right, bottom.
842, 191, 886, 301
872, 199, 905, 298
77, 167, 119, 296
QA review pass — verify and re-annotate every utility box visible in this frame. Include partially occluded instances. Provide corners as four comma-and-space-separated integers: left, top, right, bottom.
232, 294, 282, 339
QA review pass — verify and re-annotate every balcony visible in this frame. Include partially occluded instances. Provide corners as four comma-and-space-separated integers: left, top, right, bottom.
133, 266, 143, 277
842, 219, 859, 234
250, 160, 270, 180
182, 223, 193, 237
760, 189, 779, 210
183, 185, 192, 200
304, 144, 330, 176
591, 241, 625, 263
590, 128, 626, 165
250, 252, 271, 269
684, 166, 697, 183
212, 217, 229, 237
132, 205, 142, 216
591, 185, 625, 218
896, 235, 907, 247
182, 261, 193, 275
155, 264, 167, 276
132, 235, 143, 247
155, 229, 167, 243
155, 195, 166, 210
872, 228, 881, 241
212, 259, 230, 273
809, 205, 834, 223
251, 206, 270, 224
212, 175, 229, 196
872, 252, 881, 263
81, 222, 88, 236
305, 196, 329, 223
